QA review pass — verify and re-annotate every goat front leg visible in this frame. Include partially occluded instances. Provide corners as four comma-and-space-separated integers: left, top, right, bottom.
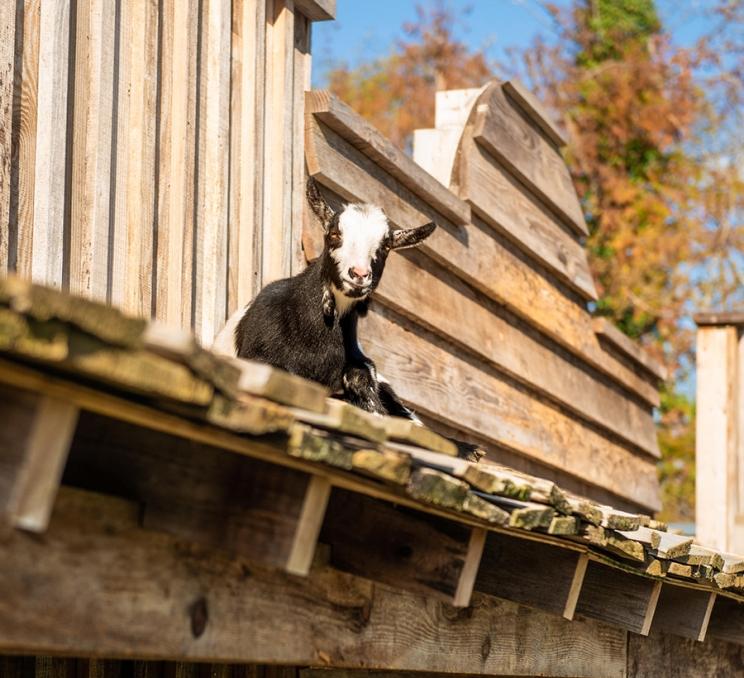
341, 359, 387, 414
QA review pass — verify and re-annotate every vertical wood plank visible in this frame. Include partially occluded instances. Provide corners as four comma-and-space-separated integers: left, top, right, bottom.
35, 657, 79, 678
453, 526, 487, 607
194, 0, 231, 345
290, 9, 310, 275
111, 0, 159, 317
285, 474, 331, 575
0, 0, 18, 275
262, 0, 294, 285
14, 0, 41, 279
1, 393, 79, 532
156, 0, 197, 328
563, 552, 589, 620
695, 326, 739, 551
228, 0, 264, 314
31, 0, 71, 289
69, 0, 117, 302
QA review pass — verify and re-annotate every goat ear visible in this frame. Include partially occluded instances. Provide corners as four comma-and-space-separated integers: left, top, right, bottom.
390, 222, 436, 250
306, 177, 336, 229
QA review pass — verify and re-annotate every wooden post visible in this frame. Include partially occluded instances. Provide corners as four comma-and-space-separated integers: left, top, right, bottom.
0, 384, 79, 532
695, 318, 743, 552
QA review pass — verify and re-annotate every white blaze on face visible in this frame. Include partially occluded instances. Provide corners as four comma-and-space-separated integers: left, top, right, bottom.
332, 204, 388, 289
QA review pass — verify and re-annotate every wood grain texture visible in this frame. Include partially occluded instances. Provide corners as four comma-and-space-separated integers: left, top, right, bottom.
69, 0, 116, 302
31, 0, 70, 289
261, 0, 295, 286
475, 531, 586, 617
363, 306, 661, 512
228, 0, 265, 314
652, 586, 716, 642
306, 90, 470, 225
68, 410, 320, 573
707, 595, 744, 646
0, 485, 628, 676
370, 248, 657, 458
14, 0, 41, 279
503, 79, 567, 148
628, 629, 744, 678
0, 0, 17, 274
111, 0, 159, 317
8, 394, 78, 532
306, 117, 660, 408
472, 82, 588, 235
320, 488, 472, 602
194, 0, 231, 344
156, 0, 198, 327
576, 561, 660, 634
456, 132, 597, 301
290, 12, 311, 276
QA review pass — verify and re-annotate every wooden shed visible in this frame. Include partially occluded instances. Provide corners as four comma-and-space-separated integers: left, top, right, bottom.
2, 1, 744, 677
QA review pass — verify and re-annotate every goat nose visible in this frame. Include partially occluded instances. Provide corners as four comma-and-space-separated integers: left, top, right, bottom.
349, 266, 370, 280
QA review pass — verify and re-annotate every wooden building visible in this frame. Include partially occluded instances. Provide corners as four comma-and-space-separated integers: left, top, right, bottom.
2, 1, 744, 676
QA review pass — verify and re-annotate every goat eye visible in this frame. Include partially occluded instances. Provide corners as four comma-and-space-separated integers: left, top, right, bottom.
329, 232, 342, 247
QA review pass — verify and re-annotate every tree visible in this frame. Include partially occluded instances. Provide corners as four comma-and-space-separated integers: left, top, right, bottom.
327, 3, 492, 149
323, 0, 744, 521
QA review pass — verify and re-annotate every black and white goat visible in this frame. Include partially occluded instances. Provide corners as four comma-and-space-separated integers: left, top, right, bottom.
232, 178, 435, 417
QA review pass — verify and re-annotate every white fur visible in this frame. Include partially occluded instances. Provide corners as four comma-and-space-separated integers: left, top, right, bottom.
332, 204, 388, 295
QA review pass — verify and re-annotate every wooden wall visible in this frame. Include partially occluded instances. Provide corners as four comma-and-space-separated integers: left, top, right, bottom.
304, 85, 665, 514
0, 0, 318, 346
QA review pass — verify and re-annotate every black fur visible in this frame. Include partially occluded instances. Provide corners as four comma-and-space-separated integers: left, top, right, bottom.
234, 178, 435, 416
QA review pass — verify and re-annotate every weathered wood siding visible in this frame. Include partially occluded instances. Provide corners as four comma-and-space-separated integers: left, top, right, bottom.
305, 85, 664, 513
0, 0, 313, 345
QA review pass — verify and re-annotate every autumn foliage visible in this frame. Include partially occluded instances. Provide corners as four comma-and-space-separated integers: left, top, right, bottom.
324, 0, 743, 520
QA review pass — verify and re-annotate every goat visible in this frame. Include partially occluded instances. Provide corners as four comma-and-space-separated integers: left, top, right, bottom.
234, 178, 435, 417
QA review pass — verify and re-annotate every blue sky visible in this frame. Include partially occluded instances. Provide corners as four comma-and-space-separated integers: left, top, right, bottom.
312, 0, 719, 87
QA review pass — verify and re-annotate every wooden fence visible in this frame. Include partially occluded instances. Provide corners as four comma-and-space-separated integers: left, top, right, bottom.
304, 85, 665, 513
0, 0, 324, 345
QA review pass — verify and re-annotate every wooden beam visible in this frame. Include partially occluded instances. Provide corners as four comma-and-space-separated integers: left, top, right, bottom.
575, 561, 661, 635
306, 90, 470, 226
474, 532, 588, 619
0, 384, 79, 532
503, 79, 567, 148
651, 585, 716, 642
453, 527, 487, 607
293, 0, 336, 21
593, 317, 666, 381
696, 325, 741, 552
67, 411, 327, 576
455, 133, 598, 302
0, 485, 628, 676
563, 553, 589, 619
472, 83, 588, 236
286, 474, 331, 575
